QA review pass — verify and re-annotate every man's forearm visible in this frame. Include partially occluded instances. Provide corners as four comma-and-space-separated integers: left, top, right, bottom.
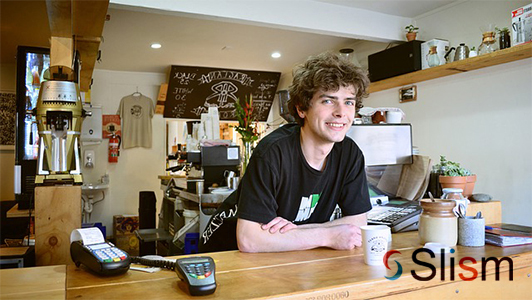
237, 220, 329, 252
237, 217, 364, 253
298, 214, 367, 229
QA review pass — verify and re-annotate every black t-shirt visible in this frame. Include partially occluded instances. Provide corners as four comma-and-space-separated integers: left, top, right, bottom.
199, 124, 371, 252
238, 124, 371, 225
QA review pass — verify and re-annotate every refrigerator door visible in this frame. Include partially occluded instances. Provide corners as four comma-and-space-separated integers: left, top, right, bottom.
15, 46, 49, 204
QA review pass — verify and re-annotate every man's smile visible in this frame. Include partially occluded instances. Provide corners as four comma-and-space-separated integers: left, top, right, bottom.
326, 122, 347, 130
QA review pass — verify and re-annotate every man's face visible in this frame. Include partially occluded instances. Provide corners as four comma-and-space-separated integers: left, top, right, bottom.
297, 86, 357, 145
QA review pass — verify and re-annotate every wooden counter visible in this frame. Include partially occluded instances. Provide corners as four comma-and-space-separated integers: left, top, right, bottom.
0, 265, 66, 299
63, 231, 532, 299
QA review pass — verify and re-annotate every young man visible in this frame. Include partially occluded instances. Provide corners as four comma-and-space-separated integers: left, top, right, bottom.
200, 52, 371, 253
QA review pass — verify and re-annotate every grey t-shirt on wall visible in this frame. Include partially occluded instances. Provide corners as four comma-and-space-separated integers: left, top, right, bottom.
117, 94, 154, 149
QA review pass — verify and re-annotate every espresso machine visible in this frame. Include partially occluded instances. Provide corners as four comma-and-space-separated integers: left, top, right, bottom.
187, 145, 241, 192
32, 65, 87, 185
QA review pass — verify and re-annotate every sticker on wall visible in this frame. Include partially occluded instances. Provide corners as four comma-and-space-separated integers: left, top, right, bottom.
399, 85, 417, 103
102, 115, 121, 139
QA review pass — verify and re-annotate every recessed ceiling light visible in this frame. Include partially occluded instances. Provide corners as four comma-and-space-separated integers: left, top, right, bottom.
151, 43, 162, 49
271, 52, 281, 58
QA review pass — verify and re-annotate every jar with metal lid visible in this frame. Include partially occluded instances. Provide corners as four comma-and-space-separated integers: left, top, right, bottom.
441, 188, 464, 200
418, 199, 458, 246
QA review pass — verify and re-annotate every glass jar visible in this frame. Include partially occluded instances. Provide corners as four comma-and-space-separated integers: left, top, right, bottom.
441, 188, 464, 200
478, 26, 499, 55
418, 199, 458, 246
427, 46, 440, 67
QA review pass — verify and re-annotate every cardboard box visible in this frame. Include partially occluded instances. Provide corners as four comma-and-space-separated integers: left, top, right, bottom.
155, 83, 168, 114
115, 235, 139, 256
113, 215, 139, 236
113, 215, 140, 255
421, 39, 450, 69
512, 4, 532, 46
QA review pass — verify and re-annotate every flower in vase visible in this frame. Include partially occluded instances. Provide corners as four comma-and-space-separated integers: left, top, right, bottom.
233, 95, 259, 174
233, 95, 259, 144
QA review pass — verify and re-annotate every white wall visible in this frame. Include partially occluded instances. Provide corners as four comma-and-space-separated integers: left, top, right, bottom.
366, 1, 532, 226
83, 69, 167, 234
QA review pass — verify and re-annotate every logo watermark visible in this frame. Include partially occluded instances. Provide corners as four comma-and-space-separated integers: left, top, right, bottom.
383, 248, 513, 281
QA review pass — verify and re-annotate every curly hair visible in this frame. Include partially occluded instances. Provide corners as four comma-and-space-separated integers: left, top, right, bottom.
287, 52, 370, 125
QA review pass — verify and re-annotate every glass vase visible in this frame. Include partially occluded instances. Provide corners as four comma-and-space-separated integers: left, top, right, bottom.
241, 140, 252, 175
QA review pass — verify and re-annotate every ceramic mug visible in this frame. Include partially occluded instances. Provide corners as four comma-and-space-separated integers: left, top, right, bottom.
386, 111, 402, 124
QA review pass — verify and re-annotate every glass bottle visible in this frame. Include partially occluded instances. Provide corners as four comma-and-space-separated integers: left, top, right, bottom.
499, 30, 511, 50
419, 199, 458, 246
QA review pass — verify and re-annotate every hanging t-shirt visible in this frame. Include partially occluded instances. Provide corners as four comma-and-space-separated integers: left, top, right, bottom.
117, 94, 154, 149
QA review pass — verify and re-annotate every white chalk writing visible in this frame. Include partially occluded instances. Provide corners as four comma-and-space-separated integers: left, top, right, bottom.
205, 81, 239, 106
198, 71, 254, 86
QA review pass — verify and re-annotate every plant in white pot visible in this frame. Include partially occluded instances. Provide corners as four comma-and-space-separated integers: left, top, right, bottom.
435, 156, 476, 197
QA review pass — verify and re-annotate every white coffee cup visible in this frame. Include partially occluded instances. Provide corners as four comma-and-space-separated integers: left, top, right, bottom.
361, 225, 392, 266
386, 111, 402, 124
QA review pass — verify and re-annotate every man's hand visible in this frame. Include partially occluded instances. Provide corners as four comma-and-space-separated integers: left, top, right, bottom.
261, 216, 298, 234
327, 224, 362, 250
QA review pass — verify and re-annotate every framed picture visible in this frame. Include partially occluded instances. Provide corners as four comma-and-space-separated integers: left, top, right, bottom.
0, 92, 16, 145
399, 85, 417, 103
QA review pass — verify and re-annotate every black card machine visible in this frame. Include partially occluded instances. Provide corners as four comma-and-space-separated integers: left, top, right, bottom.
175, 256, 217, 296
130, 255, 217, 296
70, 228, 130, 276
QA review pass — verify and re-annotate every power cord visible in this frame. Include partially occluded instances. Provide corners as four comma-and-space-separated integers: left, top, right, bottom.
130, 256, 176, 271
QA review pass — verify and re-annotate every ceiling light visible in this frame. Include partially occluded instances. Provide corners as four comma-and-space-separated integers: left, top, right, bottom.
271, 52, 281, 58
151, 43, 162, 49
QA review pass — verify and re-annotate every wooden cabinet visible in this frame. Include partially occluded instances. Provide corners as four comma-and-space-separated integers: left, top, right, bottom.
368, 43, 532, 94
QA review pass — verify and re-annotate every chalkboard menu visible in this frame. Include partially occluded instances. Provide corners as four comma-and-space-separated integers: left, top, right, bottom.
164, 65, 281, 121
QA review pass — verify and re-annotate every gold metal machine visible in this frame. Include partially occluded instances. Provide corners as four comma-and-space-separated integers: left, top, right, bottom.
33, 65, 87, 184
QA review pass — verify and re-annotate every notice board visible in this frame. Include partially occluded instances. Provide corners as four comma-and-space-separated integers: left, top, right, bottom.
164, 65, 281, 121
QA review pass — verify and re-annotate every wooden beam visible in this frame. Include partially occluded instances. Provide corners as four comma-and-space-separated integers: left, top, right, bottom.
76, 36, 101, 91
46, 0, 72, 38
45, 0, 108, 91
72, 0, 109, 38
50, 36, 73, 68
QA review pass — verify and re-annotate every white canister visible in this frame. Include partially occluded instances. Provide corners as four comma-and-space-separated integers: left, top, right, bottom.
386, 111, 402, 124
418, 199, 458, 246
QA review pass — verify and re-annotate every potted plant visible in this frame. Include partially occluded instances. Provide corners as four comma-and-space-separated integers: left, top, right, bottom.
435, 156, 476, 197
495, 26, 511, 50
405, 24, 419, 41
469, 46, 477, 57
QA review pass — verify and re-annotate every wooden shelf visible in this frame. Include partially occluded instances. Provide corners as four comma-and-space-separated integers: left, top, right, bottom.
368, 42, 532, 94
6, 204, 33, 218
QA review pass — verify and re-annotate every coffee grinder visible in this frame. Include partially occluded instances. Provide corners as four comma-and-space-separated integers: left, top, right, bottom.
32, 65, 87, 184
